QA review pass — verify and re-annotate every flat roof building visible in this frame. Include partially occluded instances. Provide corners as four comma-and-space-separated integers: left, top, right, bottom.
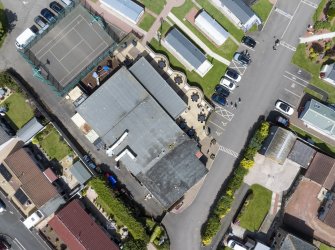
164, 28, 213, 77
194, 10, 229, 46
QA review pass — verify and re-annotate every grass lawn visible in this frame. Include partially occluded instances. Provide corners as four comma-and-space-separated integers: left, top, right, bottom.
139, 0, 166, 15
138, 12, 156, 31
304, 87, 323, 100
221, 38, 239, 60
4, 92, 34, 130
149, 38, 227, 97
38, 128, 73, 161
290, 125, 335, 157
292, 44, 335, 103
238, 184, 272, 232
0, 3, 7, 48
251, 0, 273, 22
313, 0, 327, 22
319, 243, 335, 250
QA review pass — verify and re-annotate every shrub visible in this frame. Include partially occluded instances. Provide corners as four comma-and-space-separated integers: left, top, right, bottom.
123, 239, 147, 250
214, 195, 233, 217
328, 7, 335, 18
240, 159, 254, 169
150, 226, 163, 243
326, 48, 335, 57
202, 216, 221, 245
311, 42, 324, 53
314, 20, 331, 30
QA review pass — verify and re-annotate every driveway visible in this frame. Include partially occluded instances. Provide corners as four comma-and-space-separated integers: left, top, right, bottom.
163, 0, 321, 249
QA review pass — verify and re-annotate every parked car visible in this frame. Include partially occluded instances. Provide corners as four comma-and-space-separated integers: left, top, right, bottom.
0, 198, 6, 213
83, 155, 97, 169
61, 0, 73, 6
275, 101, 294, 115
0, 117, 15, 136
227, 239, 247, 250
234, 52, 251, 66
34, 16, 48, 29
50, 1, 65, 14
30, 25, 39, 34
242, 36, 256, 48
41, 8, 57, 23
220, 77, 236, 91
225, 68, 241, 82
211, 93, 226, 107
276, 115, 289, 127
215, 85, 230, 97
0, 239, 10, 250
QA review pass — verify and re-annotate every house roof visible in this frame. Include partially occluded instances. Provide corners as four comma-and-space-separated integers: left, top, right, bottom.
194, 10, 229, 46
164, 28, 207, 70
100, 0, 143, 23
48, 199, 118, 250
305, 152, 335, 191
129, 57, 187, 119
70, 161, 92, 185
327, 63, 335, 81
4, 148, 58, 207
300, 99, 335, 136
76, 67, 207, 208
324, 201, 335, 228
43, 168, 58, 183
288, 140, 316, 169
16, 117, 43, 143
262, 126, 297, 164
219, 0, 256, 24
280, 234, 316, 250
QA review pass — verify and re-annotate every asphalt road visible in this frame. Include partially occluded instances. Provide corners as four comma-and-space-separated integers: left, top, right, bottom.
0, 192, 49, 250
163, 0, 321, 249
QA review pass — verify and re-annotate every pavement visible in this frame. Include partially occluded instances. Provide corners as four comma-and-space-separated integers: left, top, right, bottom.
0, 191, 50, 250
162, 0, 321, 249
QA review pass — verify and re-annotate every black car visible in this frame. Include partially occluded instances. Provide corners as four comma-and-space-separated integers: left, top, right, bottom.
234, 52, 251, 66
34, 15, 48, 28
0, 117, 15, 136
242, 36, 256, 48
30, 25, 39, 34
276, 115, 289, 127
215, 85, 230, 97
50, 1, 65, 14
41, 8, 57, 23
211, 93, 226, 107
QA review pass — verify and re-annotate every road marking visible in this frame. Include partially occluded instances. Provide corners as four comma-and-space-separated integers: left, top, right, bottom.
231, 61, 247, 75
281, 0, 302, 39
241, 44, 255, 51
219, 146, 239, 158
280, 41, 296, 51
301, 0, 318, 8
14, 238, 26, 250
215, 107, 234, 121
285, 88, 302, 98
274, 8, 293, 19
284, 71, 309, 84
215, 131, 222, 136
283, 75, 308, 87
208, 120, 225, 132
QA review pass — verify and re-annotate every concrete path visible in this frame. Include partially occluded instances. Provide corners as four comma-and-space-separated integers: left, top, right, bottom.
299, 32, 335, 43
142, 0, 185, 44
168, 13, 231, 66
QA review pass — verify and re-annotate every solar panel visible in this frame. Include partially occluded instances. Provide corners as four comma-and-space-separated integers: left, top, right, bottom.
0, 164, 12, 181
14, 189, 30, 205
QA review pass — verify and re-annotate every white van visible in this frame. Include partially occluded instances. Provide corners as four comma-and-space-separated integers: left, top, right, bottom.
15, 28, 36, 50
227, 239, 248, 250
23, 210, 44, 229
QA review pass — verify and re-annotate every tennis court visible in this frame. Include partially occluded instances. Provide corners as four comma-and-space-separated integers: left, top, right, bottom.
30, 4, 115, 88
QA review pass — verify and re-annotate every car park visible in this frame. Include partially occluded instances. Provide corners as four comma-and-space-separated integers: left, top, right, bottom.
34, 16, 49, 29
50, 1, 65, 14
276, 115, 289, 127
242, 36, 256, 48
220, 77, 236, 91
275, 101, 294, 115
211, 93, 226, 107
225, 68, 241, 82
41, 8, 57, 23
0, 198, 6, 213
215, 85, 230, 97
234, 52, 251, 66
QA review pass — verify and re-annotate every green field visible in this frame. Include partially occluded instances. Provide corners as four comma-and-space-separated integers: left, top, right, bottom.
139, 0, 166, 15
251, 0, 273, 22
138, 12, 156, 31
319, 243, 335, 250
238, 184, 272, 232
4, 92, 34, 130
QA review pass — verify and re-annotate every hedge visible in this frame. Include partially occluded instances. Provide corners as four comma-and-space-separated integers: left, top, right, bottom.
89, 178, 148, 241
201, 122, 270, 246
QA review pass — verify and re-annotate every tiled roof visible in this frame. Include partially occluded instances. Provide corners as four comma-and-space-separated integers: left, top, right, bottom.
48, 199, 119, 250
4, 148, 58, 207
324, 201, 335, 228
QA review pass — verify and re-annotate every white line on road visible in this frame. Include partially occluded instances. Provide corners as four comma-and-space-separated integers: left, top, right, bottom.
301, 0, 318, 8
241, 43, 255, 51
274, 8, 293, 19
208, 120, 225, 132
14, 238, 26, 250
219, 146, 239, 158
283, 75, 308, 87
285, 88, 302, 98
284, 71, 309, 84
281, 0, 302, 39
280, 41, 296, 51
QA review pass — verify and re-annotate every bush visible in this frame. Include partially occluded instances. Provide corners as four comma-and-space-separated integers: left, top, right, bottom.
311, 42, 324, 53
202, 216, 221, 245
123, 239, 147, 250
150, 226, 163, 243
240, 159, 254, 169
0, 72, 20, 92
328, 7, 335, 18
314, 20, 331, 30
326, 48, 335, 57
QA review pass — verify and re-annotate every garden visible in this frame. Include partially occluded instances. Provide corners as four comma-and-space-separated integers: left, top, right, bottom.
201, 121, 270, 246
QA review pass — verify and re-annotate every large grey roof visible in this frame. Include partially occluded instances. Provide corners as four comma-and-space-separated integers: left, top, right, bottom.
100, 0, 144, 23
17, 117, 43, 143
165, 28, 206, 70
129, 57, 187, 119
288, 140, 316, 169
300, 99, 335, 136
263, 126, 296, 164
280, 234, 316, 250
219, 0, 256, 24
327, 63, 335, 81
137, 139, 207, 208
70, 161, 92, 185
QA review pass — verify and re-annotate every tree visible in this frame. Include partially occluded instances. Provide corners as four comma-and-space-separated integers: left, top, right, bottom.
123, 239, 147, 250
311, 42, 324, 54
